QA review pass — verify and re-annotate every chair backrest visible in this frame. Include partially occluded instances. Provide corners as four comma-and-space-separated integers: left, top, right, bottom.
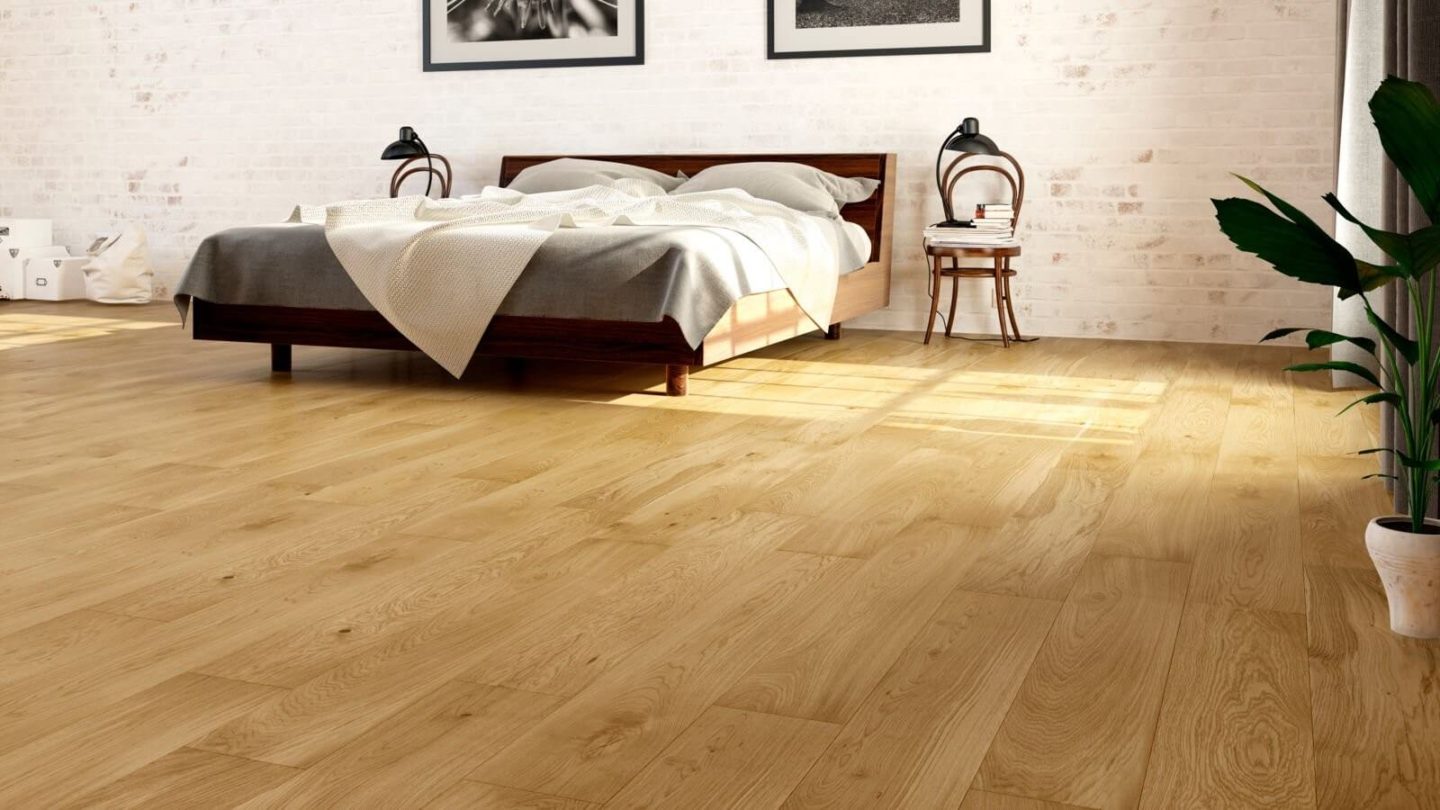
940, 152, 1026, 227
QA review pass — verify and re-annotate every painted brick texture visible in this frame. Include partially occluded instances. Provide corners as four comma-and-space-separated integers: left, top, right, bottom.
0, 0, 1337, 342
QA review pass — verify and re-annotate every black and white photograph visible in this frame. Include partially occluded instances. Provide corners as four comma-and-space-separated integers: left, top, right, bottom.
796, 0, 959, 29
425, 0, 643, 71
447, 0, 618, 43
772, 0, 989, 59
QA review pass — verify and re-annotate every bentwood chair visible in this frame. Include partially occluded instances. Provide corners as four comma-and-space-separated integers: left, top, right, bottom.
924, 152, 1026, 347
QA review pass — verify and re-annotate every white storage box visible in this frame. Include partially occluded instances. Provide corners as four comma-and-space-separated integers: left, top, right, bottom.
1, 246, 69, 301
25, 255, 88, 301
0, 219, 54, 250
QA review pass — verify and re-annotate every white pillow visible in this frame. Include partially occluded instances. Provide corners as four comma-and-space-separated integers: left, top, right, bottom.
507, 158, 686, 195
672, 162, 880, 215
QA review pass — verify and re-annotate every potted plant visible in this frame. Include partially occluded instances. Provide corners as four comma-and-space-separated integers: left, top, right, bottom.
1213, 75, 1440, 639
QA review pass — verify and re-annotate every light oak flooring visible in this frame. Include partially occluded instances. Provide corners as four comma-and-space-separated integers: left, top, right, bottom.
2, 301, 1438, 809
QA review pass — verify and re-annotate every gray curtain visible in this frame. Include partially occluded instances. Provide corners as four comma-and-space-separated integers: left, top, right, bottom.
1333, 0, 1440, 511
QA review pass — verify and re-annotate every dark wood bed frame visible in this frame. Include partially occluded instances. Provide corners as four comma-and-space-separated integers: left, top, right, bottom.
190, 153, 897, 395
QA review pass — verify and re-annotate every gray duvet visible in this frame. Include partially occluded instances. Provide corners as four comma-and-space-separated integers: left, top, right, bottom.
175, 220, 870, 348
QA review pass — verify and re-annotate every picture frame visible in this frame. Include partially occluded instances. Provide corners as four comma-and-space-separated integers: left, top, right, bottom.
424, 0, 645, 72
768, 0, 990, 60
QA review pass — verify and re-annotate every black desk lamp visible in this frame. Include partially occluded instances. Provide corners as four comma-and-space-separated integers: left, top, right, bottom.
382, 126, 452, 198
934, 117, 1000, 226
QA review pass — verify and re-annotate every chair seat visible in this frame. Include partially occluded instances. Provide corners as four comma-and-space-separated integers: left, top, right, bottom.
924, 244, 1022, 259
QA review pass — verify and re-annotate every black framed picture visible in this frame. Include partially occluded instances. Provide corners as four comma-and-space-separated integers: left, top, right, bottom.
424, 0, 645, 72
768, 0, 990, 60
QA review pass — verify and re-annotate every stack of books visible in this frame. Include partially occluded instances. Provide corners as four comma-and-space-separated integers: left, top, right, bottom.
923, 202, 1018, 248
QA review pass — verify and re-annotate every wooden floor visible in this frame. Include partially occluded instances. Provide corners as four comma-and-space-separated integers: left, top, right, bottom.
2, 301, 1438, 809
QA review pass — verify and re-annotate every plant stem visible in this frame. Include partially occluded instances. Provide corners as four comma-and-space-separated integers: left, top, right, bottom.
1362, 289, 1420, 529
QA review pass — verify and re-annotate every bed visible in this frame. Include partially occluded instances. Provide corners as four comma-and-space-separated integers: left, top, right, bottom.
184, 153, 897, 395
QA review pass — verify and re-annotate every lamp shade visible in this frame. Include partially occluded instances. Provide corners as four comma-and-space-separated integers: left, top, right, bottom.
934, 117, 1004, 225
381, 126, 427, 160
941, 117, 1000, 156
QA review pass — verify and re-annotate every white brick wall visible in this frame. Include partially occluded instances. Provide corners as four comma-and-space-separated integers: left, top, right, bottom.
0, 0, 1337, 342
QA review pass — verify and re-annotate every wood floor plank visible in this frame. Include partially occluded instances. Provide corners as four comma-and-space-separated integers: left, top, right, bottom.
603, 706, 838, 810
1138, 604, 1314, 809
193, 508, 601, 688
0, 673, 284, 808
460, 511, 812, 696
959, 790, 1097, 810
236, 681, 562, 809
781, 589, 1059, 810
951, 444, 1132, 601
66, 747, 298, 810
1307, 565, 1440, 809
428, 782, 599, 809
92, 479, 501, 622
1090, 449, 1217, 562
0, 493, 353, 636
1299, 454, 1392, 570
974, 555, 1189, 810
717, 520, 979, 723
1189, 466, 1306, 615
470, 551, 855, 804
0, 532, 473, 758
0, 609, 164, 686
190, 539, 665, 767
1292, 373, 1379, 457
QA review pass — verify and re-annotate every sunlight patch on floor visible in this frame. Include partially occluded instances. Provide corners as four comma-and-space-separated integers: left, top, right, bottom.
602, 356, 1167, 445
0, 313, 172, 350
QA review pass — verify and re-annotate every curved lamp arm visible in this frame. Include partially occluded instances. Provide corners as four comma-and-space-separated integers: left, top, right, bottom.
934, 127, 964, 224
412, 135, 434, 198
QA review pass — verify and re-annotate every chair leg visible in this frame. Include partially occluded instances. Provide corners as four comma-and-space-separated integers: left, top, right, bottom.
665, 364, 689, 397
271, 344, 292, 373
826, 323, 843, 340
924, 255, 943, 345
1003, 273, 1023, 341
946, 271, 959, 338
993, 261, 1011, 348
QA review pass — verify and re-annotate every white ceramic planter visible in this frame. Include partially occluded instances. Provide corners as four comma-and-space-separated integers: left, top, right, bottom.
1366, 516, 1440, 639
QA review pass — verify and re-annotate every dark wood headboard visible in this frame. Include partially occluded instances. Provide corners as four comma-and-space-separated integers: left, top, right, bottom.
498, 153, 896, 264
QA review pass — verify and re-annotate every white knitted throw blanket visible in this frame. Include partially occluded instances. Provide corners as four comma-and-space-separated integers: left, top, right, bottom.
293, 186, 841, 377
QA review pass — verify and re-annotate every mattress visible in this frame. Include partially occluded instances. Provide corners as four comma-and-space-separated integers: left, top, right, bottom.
176, 219, 871, 346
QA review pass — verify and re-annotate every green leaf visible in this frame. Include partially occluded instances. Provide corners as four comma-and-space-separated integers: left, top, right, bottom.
1325, 193, 1413, 271
1413, 225, 1440, 277
1363, 473, 1400, 481
1339, 391, 1401, 415
1303, 329, 1378, 356
1339, 261, 1409, 300
1236, 176, 1335, 239
1258, 328, 1377, 355
1396, 451, 1440, 471
1365, 307, 1419, 364
1359, 447, 1395, 456
1261, 327, 1307, 343
1327, 194, 1440, 279
1371, 76, 1440, 223
1213, 197, 1364, 291
1285, 361, 1381, 388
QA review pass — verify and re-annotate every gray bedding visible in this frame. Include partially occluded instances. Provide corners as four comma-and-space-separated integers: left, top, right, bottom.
175, 220, 871, 347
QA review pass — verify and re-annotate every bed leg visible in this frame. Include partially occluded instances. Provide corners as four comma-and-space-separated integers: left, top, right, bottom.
271, 344, 292, 374
826, 323, 843, 340
665, 364, 689, 397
